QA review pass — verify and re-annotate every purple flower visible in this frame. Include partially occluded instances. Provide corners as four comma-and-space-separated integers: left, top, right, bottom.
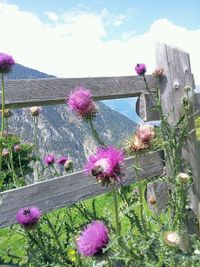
67, 86, 97, 119
0, 53, 15, 74
135, 64, 146, 76
44, 154, 55, 165
57, 156, 68, 165
76, 221, 109, 257
84, 146, 125, 185
16, 206, 41, 228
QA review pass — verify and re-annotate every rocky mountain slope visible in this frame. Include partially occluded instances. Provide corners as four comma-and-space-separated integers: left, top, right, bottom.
5, 64, 137, 171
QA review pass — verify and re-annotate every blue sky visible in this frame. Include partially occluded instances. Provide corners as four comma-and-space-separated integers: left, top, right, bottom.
1, 0, 199, 82
7, 0, 200, 35
1, 0, 199, 122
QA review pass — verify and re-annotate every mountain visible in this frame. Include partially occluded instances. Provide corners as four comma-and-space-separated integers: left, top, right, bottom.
5, 64, 137, 176
5, 63, 55, 79
102, 98, 142, 123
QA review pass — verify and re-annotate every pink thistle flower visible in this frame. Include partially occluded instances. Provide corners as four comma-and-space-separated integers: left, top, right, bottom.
84, 146, 125, 186
16, 206, 41, 228
135, 63, 146, 76
57, 156, 68, 165
136, 124, 155, 143
76, 221, 109, 257
44, 154, 55, 165
67, 86, 97, 120
0, 53, 15, 74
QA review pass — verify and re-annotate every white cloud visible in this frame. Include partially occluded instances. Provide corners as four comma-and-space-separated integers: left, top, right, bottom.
112, 14, 126, 27
0, 2, 199, 85
44, 11, 59, 22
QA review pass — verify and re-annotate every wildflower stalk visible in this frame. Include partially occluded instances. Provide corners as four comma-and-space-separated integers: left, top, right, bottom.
119, 188, 144, 233
33, 116, 40, 158
142, 74, 151, 93
134, 154, 148, 238
51, 164, 59, 177
44, 217, 73, 265
112, 184, 121, 236
33, 116, 40, 181
27, 230, 52, 264
89, 118, 105, 146
1, 73, 5, 134
198, 203, 200, 234
0, 73, 5, 175
18, 152, 24, 179
5, 118, 9, 134
9, 149, 17, 186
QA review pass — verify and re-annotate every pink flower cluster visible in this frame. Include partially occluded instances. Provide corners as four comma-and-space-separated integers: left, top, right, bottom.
67, 86, 97, 120
84, 146, 125, 186
76, 220, 109, 257
43, 154, 73, 171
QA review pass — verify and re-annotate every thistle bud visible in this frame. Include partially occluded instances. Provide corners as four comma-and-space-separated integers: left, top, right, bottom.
177, 172, 190, 183
153, 67, 164, 78
30, 106, 41, 117
149, 196, 157, 205
13, 144, 21, 153
164, 231, 181, 247
184, 86, 191, 93
2, 148, 9, 157
64, 159, 73, 172
4, 109, 12, 118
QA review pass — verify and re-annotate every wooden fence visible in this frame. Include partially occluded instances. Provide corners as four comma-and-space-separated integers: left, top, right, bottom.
0, 43, 200, 228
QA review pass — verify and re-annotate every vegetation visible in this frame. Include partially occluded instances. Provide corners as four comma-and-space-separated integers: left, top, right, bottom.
1, 55, 200, 266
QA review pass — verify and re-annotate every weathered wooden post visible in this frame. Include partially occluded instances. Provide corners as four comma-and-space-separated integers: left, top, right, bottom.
155, 43, 200, 216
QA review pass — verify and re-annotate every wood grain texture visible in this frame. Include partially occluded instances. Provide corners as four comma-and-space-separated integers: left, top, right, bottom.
0, 150, 164, 228
193, 92, 200, 115
155, 43, 200, 213
136, 80, 196, 122
0, 75, 157, 108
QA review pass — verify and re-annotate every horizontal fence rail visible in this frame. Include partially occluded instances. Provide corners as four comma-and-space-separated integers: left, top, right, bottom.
0, 75, 157, 108
0, 150, 164, 228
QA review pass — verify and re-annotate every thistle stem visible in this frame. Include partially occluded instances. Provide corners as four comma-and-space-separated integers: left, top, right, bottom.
134, 155, 148, 238
45, 217, 72, 265
18, 152, 24, 179
0, 73, 5, 175
33, 116, 40, 181
1, 73, 5, 134
9, 149, 17, 186
112, 184, 121, 236
27, 230, 52, 263
89, 118, 105, 147
143, 74, 151, 92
